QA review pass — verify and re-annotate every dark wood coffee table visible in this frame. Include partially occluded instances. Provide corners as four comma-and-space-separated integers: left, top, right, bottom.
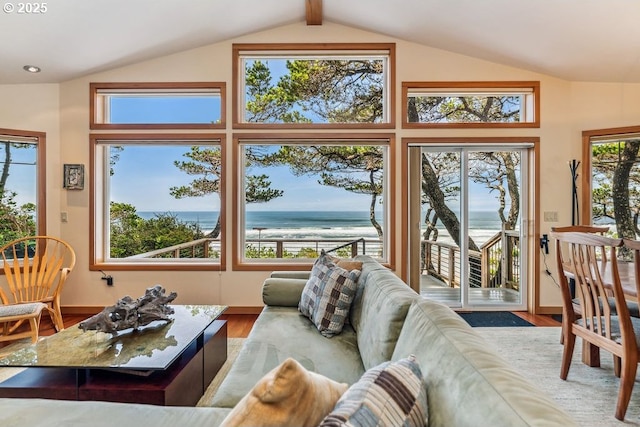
0, 305, 227, 406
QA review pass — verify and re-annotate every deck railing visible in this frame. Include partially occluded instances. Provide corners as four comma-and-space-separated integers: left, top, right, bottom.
422, 229, 520, 290
127, 237, 381, 260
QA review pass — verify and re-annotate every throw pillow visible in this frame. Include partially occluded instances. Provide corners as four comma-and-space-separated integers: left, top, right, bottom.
299, 252, 361, 337
220, 357, 348, 427
327, 253, 364, 272
318, 355, 428, 427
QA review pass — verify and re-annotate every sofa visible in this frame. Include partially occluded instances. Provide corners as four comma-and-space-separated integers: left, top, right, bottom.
0, 254, 576, 426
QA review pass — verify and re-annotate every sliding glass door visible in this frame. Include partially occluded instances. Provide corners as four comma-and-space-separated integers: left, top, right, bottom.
408, 143, 529, 310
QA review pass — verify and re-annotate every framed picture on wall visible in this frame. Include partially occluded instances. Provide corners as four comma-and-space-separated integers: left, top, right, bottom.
63, 164, 84, 190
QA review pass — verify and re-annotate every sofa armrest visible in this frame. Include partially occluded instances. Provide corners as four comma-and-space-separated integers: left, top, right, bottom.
262, 277, 308, 307
270, 271, 311, 280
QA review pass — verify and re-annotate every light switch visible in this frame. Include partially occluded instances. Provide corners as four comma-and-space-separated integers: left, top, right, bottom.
61, 212, 68, 222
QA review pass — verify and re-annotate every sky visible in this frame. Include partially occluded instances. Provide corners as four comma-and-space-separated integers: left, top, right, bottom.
104, 64, 511, 214
0, 141, 37, 207
107, 92, 383, 213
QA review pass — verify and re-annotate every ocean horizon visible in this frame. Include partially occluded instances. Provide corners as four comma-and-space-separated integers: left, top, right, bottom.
138, 210, 508, 244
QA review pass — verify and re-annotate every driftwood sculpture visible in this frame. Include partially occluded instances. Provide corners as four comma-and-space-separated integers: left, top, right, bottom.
79, 285, 177, 333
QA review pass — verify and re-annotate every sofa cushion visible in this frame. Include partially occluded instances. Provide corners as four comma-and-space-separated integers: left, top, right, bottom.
299, 253, 361, 337
221, 357, 348, 427
349, 263, 418, 369
319, 355, 428, 427
391, 299, 577, 427
209, 306, 365, 409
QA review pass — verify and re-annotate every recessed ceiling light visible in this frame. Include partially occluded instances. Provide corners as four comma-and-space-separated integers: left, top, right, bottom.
23, 65, 41, 73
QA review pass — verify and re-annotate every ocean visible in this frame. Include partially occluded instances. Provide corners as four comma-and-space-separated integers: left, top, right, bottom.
137, 210, 508, 245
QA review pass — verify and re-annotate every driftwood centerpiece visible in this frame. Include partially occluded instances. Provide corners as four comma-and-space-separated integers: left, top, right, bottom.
79, 285, 177, 333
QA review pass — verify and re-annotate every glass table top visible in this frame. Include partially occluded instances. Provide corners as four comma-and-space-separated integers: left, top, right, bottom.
0, 305, 227, 371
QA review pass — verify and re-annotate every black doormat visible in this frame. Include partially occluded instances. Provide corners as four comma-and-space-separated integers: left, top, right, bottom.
458, 311, 534, 327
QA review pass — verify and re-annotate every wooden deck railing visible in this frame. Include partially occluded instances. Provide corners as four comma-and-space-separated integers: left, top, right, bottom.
422, 229, 520, 290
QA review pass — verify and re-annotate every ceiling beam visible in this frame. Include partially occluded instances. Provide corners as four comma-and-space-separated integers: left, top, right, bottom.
306, 0, 323, 25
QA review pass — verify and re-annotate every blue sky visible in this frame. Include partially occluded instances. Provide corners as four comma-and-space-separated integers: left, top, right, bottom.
0, 141, 37, 207
105, 79, 508, 214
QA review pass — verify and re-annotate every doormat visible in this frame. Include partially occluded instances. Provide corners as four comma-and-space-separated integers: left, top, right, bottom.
458, 311, 534, 327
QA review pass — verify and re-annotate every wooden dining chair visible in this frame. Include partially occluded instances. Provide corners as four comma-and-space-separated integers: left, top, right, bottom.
550, 226, 640, 348
0, 236, 76, 332
551, 231, 640, 421
623, 238, 640, 297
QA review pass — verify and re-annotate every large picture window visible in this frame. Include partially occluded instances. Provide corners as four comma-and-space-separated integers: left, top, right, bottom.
91, 134, 224, 270
232, 135, 392, 269
233, 43, 395, 128
402, 81, 539, 128
0, 129, 45, 246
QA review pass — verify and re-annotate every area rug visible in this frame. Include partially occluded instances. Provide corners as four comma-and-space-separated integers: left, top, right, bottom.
477, 327, 640, 426
197, 337, 245, 406
458, 311, 534, 327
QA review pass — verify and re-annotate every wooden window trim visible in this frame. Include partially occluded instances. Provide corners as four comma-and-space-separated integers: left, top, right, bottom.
581, 125, 640, 225
232, 43, 396, 130
0, 128, 46, 236
231, 132, 395, 271
90, 82, 226, 130
89, 132, 226, 271
402, 81, 540, 129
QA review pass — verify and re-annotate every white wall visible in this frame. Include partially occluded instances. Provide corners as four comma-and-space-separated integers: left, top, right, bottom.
3, 21, 640, 311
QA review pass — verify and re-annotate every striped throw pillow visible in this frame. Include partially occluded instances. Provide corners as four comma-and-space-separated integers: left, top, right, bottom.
319, 355, 428, 427
299, 252, 360, 338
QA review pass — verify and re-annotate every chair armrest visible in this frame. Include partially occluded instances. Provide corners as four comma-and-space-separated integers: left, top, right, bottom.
262, 277, 308, 307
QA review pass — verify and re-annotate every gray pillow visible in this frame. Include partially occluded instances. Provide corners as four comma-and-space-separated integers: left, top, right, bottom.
298, 253, 360, 337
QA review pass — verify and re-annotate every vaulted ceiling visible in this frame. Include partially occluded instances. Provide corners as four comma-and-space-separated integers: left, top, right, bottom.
2, 0, 639, 84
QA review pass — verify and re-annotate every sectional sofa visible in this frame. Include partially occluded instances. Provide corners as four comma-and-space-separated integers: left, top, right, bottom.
0, 254, 576, 426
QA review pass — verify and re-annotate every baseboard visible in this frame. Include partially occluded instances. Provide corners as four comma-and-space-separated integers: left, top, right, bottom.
61, 306, 103, 315
61, 305, 264, 316
534, 306, 563, 315
223, 306, 263, 315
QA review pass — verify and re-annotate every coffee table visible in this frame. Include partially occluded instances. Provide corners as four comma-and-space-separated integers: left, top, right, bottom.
0, 304, 228, 406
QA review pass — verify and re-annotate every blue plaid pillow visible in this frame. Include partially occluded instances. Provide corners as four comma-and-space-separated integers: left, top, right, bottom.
299, 252, 360, 338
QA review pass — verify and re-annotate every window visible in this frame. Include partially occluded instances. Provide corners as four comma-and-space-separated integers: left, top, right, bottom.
233, 43, 395, 128
91, 134, 225, 270
0, 128, 45, 246
583, 126, 640, 249
90, 82, 226, 129
402, 81, 539, 128
232, 135, 392, 270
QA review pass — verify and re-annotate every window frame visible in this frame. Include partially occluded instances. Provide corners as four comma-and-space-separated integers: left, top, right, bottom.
232, 133, 395, 271
232, 43, 396, 130
90, 82, 226, 130
90, 133, 226, 271
581, 125, 640, 226
0, 128, 46, 238
402, 81, 540, 129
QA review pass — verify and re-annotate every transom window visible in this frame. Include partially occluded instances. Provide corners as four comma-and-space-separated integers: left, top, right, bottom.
233, 43, 395, 128
0, 129, 45, 245
232, 135, 391, 269
402, 81, 539, 128
90, 82, 225, 130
